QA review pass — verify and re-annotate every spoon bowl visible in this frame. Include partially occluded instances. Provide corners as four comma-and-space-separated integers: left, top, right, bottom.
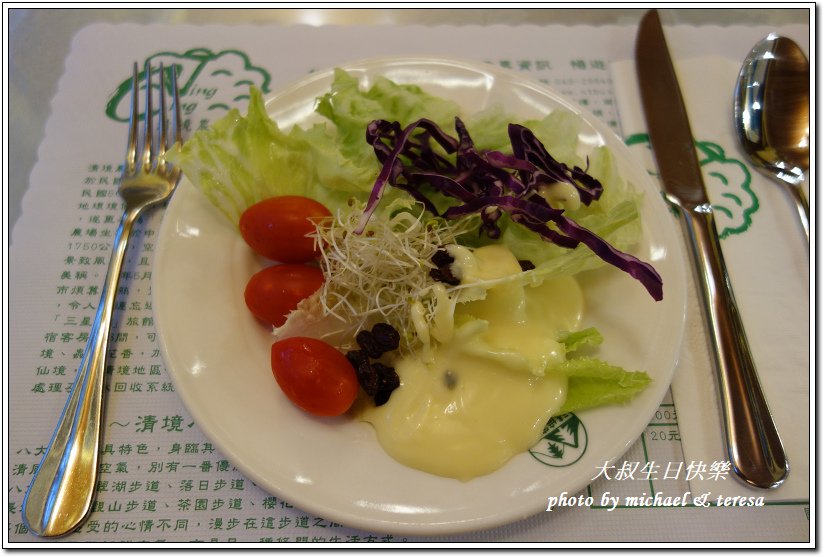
734, 34, 810, 241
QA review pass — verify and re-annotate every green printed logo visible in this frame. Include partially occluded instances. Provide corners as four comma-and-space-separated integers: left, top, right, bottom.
625, 133, 759, 238
530, 413, 588, 467
105, 48, 272, 127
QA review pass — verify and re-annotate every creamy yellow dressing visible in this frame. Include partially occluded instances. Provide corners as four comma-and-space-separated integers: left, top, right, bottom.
538, 181, 582, 212
359, 244, 584, 481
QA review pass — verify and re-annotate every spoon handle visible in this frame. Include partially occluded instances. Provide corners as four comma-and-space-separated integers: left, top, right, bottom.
786, 181, 810, 243
678, 206, 789, 489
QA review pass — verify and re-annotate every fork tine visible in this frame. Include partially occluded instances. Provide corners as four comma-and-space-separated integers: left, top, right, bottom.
168, 64, 183, 184
141, 61, 153, 172
156, 63, 168, 173
125, 62, 139, 175
171, 64, 182, 148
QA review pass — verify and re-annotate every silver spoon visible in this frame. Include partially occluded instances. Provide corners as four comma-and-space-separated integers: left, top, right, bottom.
734, 34, 810, 242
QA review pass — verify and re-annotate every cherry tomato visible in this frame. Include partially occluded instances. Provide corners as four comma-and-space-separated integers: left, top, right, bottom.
239, 196, 331, 263
244, 264, 323, 327
271, 337, 359, 417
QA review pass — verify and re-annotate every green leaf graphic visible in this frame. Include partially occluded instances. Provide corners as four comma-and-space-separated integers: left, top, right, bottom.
106, 48, 272, 123
548, 443, 564, 459
623, 133, 759, 238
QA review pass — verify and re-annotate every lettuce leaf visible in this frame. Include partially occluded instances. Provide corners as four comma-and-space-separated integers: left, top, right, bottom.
554, 358, 652, 414
447, 108, 649, 290
487, 136, 646, 284
167, 87, 364, 223
315, 68, 459, 160
558, 327, 603, 353
169, 72, 463, 224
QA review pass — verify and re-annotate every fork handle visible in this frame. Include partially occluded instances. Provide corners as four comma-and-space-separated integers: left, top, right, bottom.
23, 206, 142, 537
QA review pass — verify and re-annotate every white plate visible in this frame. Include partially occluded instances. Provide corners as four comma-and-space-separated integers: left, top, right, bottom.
153, 56, 687, 535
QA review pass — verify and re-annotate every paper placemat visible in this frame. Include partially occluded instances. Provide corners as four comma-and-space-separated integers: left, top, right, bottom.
611, 55, 810, 502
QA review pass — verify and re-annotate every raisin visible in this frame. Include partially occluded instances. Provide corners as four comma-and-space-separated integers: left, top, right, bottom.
351, 324, 402, 405
373, 390, 391, 406
430, 248, 461, 285
431, 248, 454, 267
355, 330, 384, 359
371, 323, 400, 352
356, 361, 379, 397
373, 363, 400, 406
345, 349, 369, 369
373, 362, 399, 386
429, 266, 460, 286
518, 259, 536, 271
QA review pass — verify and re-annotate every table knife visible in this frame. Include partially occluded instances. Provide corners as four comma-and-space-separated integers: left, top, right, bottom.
634, 9, 788, 489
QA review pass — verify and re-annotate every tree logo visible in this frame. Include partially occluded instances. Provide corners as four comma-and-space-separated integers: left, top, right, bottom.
105, 48, 271, 129
625, 133, 759, 238
530, 413, 588, 467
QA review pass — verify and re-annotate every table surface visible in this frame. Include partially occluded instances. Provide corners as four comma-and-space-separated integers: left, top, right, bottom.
6, 6, 813, 547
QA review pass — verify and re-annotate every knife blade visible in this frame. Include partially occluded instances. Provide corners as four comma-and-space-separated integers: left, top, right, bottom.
635, 9, 788, 489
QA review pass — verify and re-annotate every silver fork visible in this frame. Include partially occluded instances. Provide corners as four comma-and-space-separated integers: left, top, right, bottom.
22, 62, 183, 538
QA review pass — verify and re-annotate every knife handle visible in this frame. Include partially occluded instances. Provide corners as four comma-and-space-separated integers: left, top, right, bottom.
677, 204, 789, 489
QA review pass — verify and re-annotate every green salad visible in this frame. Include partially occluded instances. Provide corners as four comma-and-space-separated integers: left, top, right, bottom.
168, 68, 661, 418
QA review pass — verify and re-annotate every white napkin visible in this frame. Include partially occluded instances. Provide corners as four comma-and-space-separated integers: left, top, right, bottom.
611, 56, 810, 502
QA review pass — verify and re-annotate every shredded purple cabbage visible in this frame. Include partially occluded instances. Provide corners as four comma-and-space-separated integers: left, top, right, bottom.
359, 117, 663, 301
